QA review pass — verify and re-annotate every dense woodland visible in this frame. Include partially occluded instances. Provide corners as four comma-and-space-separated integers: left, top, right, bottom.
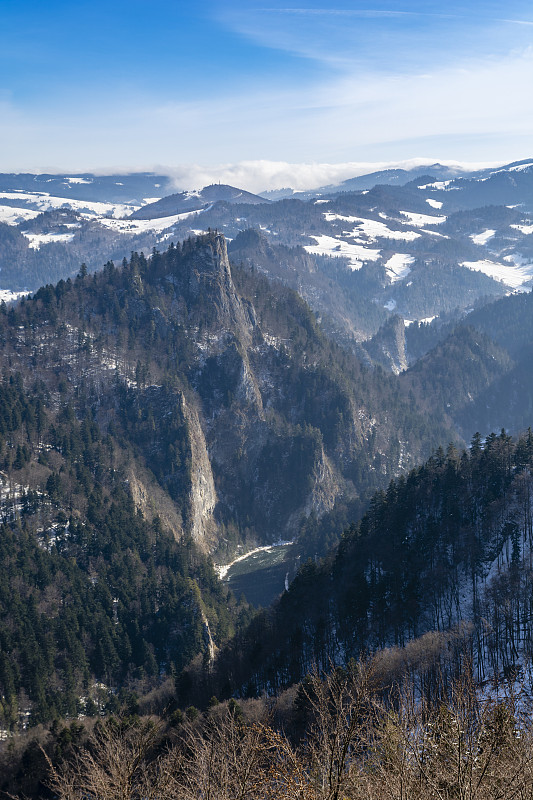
0, 371, 249, 728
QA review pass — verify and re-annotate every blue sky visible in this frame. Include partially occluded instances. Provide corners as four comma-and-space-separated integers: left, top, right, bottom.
2, 0, 533, 189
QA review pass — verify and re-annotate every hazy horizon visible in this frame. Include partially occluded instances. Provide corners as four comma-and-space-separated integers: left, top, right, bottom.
0, 157, 514, 195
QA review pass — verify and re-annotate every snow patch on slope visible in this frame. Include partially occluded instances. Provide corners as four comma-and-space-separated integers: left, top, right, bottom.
0, 206, 40, 225
404, 315, 437, 327
471, 229, 496, 246
0, 290, 28, 303
324, 213, 420, 242
496, 162, 533, 173
511, 224, 533, 235
23, 233, 75, 250
304, 235, 381, 270
399, 210, 447, 227
97, 209, 204, 235
461, 259, 533, 289
66, 177, 93, 185
418, 180, 459, 190
0, 192, 138, 219
385, 254, 415, 283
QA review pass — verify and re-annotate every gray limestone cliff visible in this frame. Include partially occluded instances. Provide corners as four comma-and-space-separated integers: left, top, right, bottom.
363, 315, 408, 374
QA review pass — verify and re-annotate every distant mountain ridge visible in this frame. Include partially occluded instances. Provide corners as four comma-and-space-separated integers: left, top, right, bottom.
261, 162, 478, 200
0, 171, 172, 204
129, 183, 269, 220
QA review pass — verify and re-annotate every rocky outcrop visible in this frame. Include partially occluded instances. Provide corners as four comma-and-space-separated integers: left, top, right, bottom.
364, 315, 408, 374
126, 464, 185, 540
175, 234, 255, 344
286, 444, 341, 532
180, 393, 218, 551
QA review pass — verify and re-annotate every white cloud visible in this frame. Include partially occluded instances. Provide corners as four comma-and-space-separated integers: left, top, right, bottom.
162, 158, 496, 194
500, 18, 533, 25
0, 158, 498, 195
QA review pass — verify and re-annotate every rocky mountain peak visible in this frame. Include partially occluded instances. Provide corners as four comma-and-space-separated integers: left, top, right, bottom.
363, 315, 408, 374
175, 232, 256, 342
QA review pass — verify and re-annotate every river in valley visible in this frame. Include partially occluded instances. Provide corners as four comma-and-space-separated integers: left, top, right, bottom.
216, 542, 300, 607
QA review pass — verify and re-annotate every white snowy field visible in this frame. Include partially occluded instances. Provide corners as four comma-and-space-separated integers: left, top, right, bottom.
470, 229, 496, 245
0, 205, 40, 224
304, 234, 381, 270
0, 191, 138, 219
385, 253, 415, 283
0, 290, 29, 303
23, 232, 76, 249
97, 208, 206, 235
512, 223, 533, 235
461, 259, 533, 289
399, 210, 447, 227
323, 213, 421, 242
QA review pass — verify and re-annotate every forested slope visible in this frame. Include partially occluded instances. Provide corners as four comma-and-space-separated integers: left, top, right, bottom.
203, 429, 533, 699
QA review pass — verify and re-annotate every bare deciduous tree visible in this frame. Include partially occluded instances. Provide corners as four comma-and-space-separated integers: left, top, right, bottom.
44, 716, 182, 800
176, 709, 273, 800
43, 660, 533, 800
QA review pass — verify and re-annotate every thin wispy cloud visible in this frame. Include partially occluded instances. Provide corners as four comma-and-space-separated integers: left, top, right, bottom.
500, 18, 533, 25
223, 2, 533, 72
261, 7, 533, 23
260, 8, 459, 18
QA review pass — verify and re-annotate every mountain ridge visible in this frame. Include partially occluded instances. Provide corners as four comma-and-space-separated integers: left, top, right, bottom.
130, 184, 269, 220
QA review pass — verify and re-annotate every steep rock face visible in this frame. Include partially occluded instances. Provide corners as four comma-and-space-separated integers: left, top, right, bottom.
289, 444, 340, 527
364, 315, 408, 374
150, 235, 256, 346
126, 463, 185, 540
176, 236, 350, 544
180, 392, 218, 549
179, 235, 253, 337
